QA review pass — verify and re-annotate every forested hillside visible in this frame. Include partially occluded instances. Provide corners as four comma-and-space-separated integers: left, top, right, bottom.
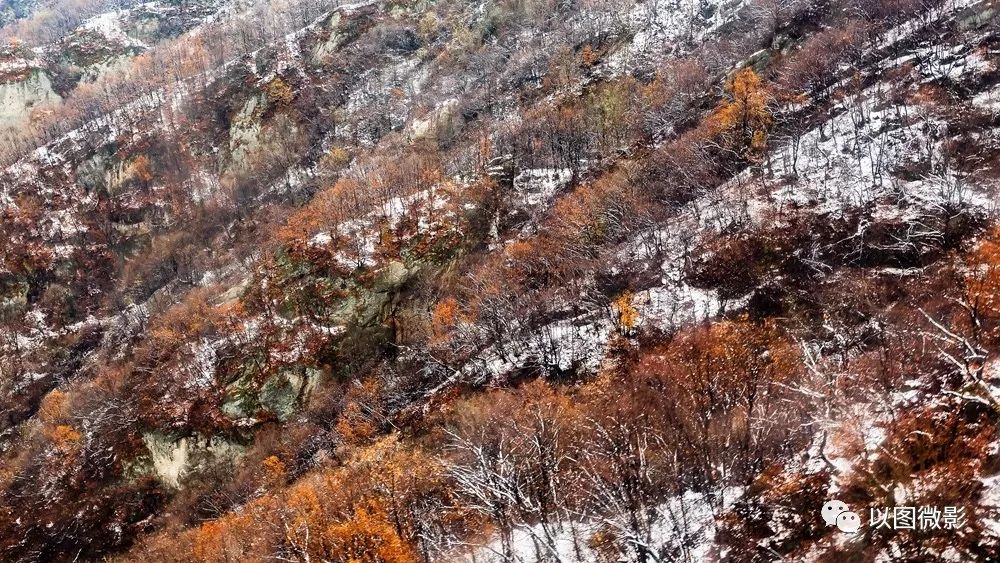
1, 0, 1000, 560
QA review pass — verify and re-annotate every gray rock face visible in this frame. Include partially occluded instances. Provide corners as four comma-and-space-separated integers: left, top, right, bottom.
137, 431, 246, 488
221, 366, 323, 425
0, 70, 61, 130
957, 1, 998, 30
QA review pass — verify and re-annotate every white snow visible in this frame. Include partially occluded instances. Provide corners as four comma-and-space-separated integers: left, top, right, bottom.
607, 0, 750, 72
458, 488, 744, 562
513, 168, 574, 208
81, 11, 149, 50
973, 86, 1000, 115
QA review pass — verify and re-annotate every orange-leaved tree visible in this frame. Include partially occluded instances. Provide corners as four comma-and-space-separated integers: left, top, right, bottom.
612, 290, 639, 335
708, 68, 773, 159
323, 503, 418, 563
962, 226, 1000, 346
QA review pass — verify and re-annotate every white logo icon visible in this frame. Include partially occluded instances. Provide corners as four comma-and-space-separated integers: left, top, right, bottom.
836, 511, 862, 534
822, 500, 849, 526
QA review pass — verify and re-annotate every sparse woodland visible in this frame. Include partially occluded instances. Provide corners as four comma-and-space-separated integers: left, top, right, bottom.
1, 0, 1000, 560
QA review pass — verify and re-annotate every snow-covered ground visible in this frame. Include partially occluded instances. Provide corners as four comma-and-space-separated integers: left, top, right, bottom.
514, 168, 574, 208
607, 0, 751, 72
447, 0, 1000, 463
458, 488, 744, 563
81, 11, 149, 50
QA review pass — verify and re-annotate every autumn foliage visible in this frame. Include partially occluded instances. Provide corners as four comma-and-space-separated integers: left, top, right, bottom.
707, 68, 772, 159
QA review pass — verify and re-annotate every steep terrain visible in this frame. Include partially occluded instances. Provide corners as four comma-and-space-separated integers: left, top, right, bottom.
1, 0, 1000, 561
